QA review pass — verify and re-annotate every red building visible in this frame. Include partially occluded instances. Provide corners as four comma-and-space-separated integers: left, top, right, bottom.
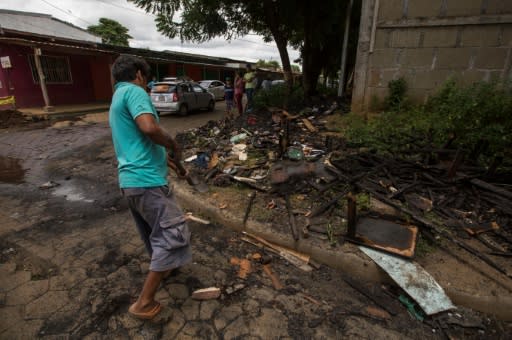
0, 9, 249, 110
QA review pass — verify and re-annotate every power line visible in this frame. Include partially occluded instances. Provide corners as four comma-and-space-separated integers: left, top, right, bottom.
39, 0, 95, 26
93, 0, 155, 16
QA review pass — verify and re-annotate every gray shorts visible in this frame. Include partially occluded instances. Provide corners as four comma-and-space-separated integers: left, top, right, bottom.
122, 186, 192, 272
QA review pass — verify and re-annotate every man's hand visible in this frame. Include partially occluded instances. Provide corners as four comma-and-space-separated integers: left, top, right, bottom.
167, 157, 188, 179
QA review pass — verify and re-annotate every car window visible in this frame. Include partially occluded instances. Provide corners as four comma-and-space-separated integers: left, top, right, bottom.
192, 84, 204, 93
199, 82, 209, 88
151, 84, 176, 93
180, 84, 190, 93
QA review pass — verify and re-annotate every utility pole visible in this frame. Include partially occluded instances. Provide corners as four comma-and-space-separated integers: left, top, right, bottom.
33, 47, 53, 112
337, 0, 354, 98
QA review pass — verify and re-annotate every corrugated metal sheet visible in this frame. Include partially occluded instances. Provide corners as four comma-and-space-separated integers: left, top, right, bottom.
360, 246, 456, 315
0, 9, 101, 44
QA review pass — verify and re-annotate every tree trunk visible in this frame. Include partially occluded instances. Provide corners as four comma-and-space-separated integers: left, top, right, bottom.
263, 0, 292, 95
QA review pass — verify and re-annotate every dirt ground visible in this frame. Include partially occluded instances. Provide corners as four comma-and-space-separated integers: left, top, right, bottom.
0, 113, 511, 338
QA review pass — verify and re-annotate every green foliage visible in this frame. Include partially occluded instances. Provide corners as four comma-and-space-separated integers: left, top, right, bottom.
256, 59, 281, 71
129, 0, 356, 97
316, 83, 338, 98
425, 79, 512, 156
291, 64, 301, 73
384, 77, 408, 112
326, 223, 337, 247
253, 84, 304, 110
87, 18, 132, 47
355, 193, 371, 211
344, 79, 512, 168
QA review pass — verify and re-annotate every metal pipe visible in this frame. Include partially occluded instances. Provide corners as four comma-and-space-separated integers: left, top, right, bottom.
337, 0, 355, 98
369, 0, 380, 53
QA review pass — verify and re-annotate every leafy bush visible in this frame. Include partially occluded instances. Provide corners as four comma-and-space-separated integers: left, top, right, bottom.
344, 79, 512, 168
384, 77, 408, 112
253, 84, 304, 110
425, 79, 512, 157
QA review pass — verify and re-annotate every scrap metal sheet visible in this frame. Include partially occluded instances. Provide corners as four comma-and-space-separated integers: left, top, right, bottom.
360, 246, 456, 315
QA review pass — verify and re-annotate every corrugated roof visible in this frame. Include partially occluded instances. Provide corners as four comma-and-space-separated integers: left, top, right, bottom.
0, 9, 101, 44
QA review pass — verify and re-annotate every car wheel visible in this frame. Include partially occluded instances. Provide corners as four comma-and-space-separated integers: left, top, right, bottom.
178, 104, 188, 116
207, 100, 215, 112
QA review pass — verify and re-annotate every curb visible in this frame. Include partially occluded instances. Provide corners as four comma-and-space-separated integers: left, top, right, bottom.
173, 183, 512, 321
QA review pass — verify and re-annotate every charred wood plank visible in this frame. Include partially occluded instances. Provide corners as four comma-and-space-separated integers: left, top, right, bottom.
389, 173, 418, 199
243, 192, 257, 228
285, 194, 299, 241
357, 182, 512, 279
447, 149, 465, 178
340, 273, 401, 316
469, 178, 512, 201
346, 193, 357, 238
310, 187, 350, 218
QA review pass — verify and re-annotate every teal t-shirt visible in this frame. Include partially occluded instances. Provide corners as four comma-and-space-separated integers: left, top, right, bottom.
109, 82, 168, 188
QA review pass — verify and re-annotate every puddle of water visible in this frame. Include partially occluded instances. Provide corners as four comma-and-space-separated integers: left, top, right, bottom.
52, 184, 94, 203
0, 156, 26, 183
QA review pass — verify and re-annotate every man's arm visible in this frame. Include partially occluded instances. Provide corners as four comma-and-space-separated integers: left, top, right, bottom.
135, 113, 181, 160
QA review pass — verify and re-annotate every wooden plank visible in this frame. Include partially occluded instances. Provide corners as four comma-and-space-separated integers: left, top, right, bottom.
302, 118, 318, 132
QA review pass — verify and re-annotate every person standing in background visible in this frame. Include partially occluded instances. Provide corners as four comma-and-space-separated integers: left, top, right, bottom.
147, 76, 156, 91
243, 64, 255, 112
234, 71, 245, 116
224, 78, 234, 119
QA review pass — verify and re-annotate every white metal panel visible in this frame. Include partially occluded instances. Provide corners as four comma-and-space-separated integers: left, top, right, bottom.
360, 246, 456, 315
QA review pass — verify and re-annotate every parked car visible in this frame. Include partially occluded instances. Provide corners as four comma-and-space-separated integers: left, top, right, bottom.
271, 79, 285, 87
150, 80, 215, 115
199, 80, 226, 100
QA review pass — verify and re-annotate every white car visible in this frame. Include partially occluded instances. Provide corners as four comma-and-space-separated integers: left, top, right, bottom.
199, 80, 226, 100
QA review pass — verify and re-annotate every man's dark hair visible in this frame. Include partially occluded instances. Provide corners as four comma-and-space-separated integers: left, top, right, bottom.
111, 55, 151, 83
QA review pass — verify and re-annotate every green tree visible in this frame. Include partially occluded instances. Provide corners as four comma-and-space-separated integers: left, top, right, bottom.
129, 0, 353, 97
255, 59, 281, 70
87, 18, 132, 47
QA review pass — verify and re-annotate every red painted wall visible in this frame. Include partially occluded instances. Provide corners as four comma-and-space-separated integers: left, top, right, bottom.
0, 43, 106, 108
167, 63, 177, 78
184, 64, 202, 81
89, 55, 113, 101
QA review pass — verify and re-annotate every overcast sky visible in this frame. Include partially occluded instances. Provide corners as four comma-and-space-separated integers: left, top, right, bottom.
1, 0, 301, 65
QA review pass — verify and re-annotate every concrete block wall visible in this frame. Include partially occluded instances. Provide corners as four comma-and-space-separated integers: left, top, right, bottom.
352, 0, 512, 112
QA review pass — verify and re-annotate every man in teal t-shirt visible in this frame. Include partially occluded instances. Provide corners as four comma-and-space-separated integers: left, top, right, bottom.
109, 55, 192, 320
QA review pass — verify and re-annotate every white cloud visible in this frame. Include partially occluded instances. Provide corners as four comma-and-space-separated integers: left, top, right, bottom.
1, 0, 299, 64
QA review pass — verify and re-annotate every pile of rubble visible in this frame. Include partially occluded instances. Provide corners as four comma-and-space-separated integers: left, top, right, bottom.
175, 104, 512, 278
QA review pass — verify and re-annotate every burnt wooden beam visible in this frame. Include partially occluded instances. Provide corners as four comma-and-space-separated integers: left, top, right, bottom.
310, 187, 350, 218
346, 193, 357, 238
447, 149, 465, 178
243, 192, 257, 228
469, 178, 512, 201
357, 182, 512, 280
285, 194, 299, 241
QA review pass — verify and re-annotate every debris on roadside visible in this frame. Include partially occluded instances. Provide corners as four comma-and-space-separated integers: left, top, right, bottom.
191, 287, 221, 300
185, 212, 210, 225
39, 180, 59, 189
172, 104, 511, 284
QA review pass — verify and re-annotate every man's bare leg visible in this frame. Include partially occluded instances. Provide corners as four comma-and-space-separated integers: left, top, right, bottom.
130, 271, 165, 313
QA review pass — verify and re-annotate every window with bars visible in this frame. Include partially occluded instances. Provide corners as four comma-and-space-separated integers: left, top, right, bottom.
28, 55, 72, 84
